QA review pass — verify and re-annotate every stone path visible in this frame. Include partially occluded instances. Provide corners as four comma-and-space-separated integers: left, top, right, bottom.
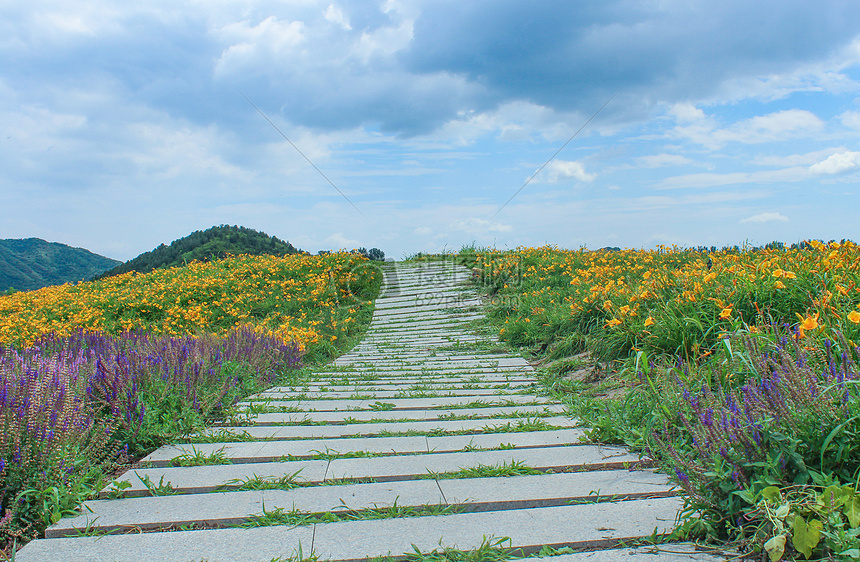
18, 262, 729, 561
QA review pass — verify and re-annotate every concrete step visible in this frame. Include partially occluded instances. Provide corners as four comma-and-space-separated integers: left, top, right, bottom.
197, 415, 579, 440
109, 444, 635, 497
142, 428, 587, 466
50, 469, 673, 537
250, 387, 538, 400
235, 394, 552, 412
239, 404, 565, 425
23, 498, 683, 562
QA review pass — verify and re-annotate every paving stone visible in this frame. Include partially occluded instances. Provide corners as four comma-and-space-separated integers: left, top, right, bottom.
201, 415, 578, 439
252, 387, 535, 400
237, 394, 550, 412
526, 545, 732, 562
325, 445, 643, 481
260, 378, 538, 393
425, 428, 586, 451
103, 459, 330, 497
311, 497, 683, 560
143, 435, 431, 466
50, 479, 445, 537
143, 429, 587, 466
246, 404, 564, 425
16, 524, 317, 562
439, 469, 675, 509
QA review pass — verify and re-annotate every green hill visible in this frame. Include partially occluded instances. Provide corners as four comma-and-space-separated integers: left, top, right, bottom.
0, 238, 121, 292
99, 225, 302, 278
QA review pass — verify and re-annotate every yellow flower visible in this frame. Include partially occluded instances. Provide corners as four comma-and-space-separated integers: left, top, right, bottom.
847, 310, 860, 324
774, 280, 786, 289
796, 312, 819, 331
772, 269, 784, 278
784, 271, 797, 279
603, 300, 613, 310
719, 307, 733, 319
644, 316, 655, 327
606, 318, 622, 327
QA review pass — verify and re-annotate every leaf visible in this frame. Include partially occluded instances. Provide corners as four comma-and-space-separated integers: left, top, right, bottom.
761, 486, 782, 504
775, 504, 791, 520
764, 534, 786, 562
819, 484, 849, 509
845, 493, 860, 528
792, 516, 823, 559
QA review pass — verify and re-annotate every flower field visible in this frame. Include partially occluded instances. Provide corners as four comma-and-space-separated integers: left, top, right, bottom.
474, 240, 860, 362
0, 251, 380, 362
0, 252, 381, 549
464, 241, 860, 560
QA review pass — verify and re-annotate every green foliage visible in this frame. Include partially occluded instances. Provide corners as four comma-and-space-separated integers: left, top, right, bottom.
0, 237, 120, 292
98, 225, 301, 278
169, 447, 232, 467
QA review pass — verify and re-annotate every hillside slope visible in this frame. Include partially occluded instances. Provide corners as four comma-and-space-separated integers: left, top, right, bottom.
0, 238, 121, 292
99, 225, 302, 278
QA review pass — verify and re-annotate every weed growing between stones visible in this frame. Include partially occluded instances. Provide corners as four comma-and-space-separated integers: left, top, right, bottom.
169, 446, 232, 467
240, 500, 461, 529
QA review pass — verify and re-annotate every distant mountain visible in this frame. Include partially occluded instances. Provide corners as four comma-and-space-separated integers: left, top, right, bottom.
99, 225, 302, 278
0, 238, 121, 292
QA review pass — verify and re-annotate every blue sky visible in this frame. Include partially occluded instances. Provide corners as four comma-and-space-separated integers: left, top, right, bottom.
2, 0, 860, 260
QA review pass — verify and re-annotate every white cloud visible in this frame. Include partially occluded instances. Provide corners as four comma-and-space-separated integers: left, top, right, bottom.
810, 151, 860, 175
214, 17, 305, 76
670, 109, 825, 149
635, 154, 694, 168
752, 148, 848, 167
840, 111, 860, 130
544, 160, 595, 183
324, 4, 351, 30
668, 103, 707, 123
324, 232, 359, 249
658, 167, 810, 189
450, 217, 512, 234
740, 212, 789, 224
414, 226, 432, 235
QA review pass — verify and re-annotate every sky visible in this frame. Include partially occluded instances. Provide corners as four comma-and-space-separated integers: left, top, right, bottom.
2, 0, 860, 261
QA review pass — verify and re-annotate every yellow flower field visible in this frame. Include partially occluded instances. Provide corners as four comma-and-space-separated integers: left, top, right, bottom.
0, 252, 380, 359
473, 240, 860, 361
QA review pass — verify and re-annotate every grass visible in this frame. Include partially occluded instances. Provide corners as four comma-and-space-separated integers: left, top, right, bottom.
422, 460, 543, 480
239, 500, 461, 529
169, 447, 232, 467
223, 470, 307, 491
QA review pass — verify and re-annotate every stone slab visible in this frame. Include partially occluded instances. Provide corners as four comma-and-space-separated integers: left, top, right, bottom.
438, 469, 675, 509
311, 497, 683, 560
425, 429, 586, 452
325, 445, 642, 481
143, 435, 431, 466
201, 416, 578, 440
246, 404, 564, 425
251, 388, 533, 400
258, 379, 534, 390
16, 524, 317, 562
529, 545, 732, 562
103, 460, 330, 497
144, 429, 587, 466
237, 394, 550, 412
51, 479, 445, 537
